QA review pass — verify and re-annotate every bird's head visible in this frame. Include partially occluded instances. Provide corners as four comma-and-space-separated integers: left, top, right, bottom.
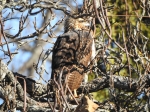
64, 17, 92, 33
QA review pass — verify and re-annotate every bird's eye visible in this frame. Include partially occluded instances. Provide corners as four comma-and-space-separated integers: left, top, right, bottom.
79, 20, 85, 22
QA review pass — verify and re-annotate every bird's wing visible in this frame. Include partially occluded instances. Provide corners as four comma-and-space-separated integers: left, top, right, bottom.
51, 30, 94, 83
76, 31, 94, 68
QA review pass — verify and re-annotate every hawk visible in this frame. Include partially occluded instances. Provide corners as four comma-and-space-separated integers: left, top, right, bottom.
51, 16, 95, 97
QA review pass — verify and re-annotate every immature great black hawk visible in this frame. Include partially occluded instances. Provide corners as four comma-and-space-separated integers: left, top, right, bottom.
51, 16, 95, 97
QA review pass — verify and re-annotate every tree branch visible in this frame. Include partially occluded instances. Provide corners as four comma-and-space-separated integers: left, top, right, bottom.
79, 73, 150, 93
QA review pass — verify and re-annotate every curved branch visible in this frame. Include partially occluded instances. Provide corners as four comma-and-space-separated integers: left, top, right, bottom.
78, 74, 150, 93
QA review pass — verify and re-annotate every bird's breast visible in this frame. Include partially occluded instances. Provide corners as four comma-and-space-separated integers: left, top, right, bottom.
67, 71, 84, 91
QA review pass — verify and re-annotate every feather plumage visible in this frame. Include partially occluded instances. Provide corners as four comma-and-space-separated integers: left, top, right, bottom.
51, 17, 95, 96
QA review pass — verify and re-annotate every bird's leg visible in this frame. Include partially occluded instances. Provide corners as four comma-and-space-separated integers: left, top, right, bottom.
67, 87, 79, 105
73, 89, 78, 98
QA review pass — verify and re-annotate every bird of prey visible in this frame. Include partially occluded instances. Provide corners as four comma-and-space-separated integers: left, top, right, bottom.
51, 16, 95, 97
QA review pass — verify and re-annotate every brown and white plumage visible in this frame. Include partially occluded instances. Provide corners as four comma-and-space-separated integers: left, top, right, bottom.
51, 17, 95, 97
